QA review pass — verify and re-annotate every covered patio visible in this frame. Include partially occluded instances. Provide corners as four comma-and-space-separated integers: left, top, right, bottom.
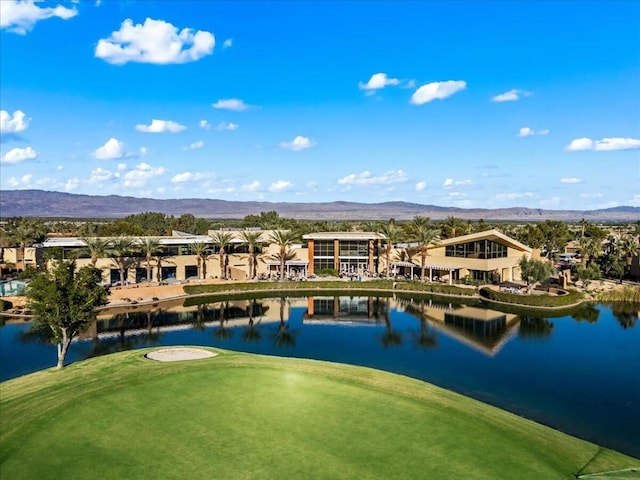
265, 260, 309, 279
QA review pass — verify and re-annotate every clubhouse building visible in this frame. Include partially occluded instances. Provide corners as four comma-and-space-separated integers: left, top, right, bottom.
3, 228, 532, 288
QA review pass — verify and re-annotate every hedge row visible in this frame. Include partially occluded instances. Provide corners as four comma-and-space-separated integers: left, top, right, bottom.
183, 280, 477, 298
479, 287, 583, 308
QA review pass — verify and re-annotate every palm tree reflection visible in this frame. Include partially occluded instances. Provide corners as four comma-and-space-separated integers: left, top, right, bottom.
242, 300, 263, 343
213, 301, 233, 340
270, 297, 297, 348
380, 298, 402, 347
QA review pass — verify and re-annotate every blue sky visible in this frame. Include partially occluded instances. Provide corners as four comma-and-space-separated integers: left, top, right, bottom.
1, 0, 639, 210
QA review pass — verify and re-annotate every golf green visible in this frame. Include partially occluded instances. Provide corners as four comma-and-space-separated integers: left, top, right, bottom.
1, 348, 638, 479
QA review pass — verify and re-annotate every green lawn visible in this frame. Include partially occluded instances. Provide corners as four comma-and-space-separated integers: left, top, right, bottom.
1, 349, 638, 479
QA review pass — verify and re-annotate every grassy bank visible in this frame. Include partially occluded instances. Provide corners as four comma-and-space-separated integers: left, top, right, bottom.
1, 349, 637, 479
479, 286, 583, 309
183, 280, 477, 296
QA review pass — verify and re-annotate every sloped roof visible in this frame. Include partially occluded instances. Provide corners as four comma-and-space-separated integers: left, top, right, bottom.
433, 229, 532, 253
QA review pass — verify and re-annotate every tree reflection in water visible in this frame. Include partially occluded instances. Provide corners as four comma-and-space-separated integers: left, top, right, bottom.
380, 298, 402, 348
610, 302, 638, 329
213, 301, 233, 340
518, 317, 554, 339
242, 300, 263, 343
270, 297, 297, 348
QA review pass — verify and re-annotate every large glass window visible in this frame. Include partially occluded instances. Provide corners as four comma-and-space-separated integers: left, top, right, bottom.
445, 240, 507, 259
338, 240, 368, 257
314, 240, 334, 257
314, 258, 335, 271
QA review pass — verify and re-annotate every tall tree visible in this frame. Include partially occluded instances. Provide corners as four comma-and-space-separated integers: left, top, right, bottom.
440, 216, 467, 239
379, 222, 402, 278
411, 221, 440, 281
80, 237, 111, 267
189, 241, 212, 280
139, 238, 162, 283
238, 230, 263, 279
109, 237, 134, 286
537, 220, 569, 260
210, 231, 235, 279
10, 224, 36, 271
26, 261, 108, 369
518, 256, 554, 292
579, 237, 601, 267
268, 230, 299, 280
617, 234, 639, 274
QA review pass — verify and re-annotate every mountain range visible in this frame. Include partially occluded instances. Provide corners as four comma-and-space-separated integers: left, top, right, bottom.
1, 190, 639, 222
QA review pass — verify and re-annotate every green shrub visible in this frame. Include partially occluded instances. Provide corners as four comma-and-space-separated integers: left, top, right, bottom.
315, 268, 338, 277
596, 286, 640, 304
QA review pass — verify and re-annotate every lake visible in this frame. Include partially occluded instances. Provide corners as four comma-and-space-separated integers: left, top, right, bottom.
1, 294, 638, 458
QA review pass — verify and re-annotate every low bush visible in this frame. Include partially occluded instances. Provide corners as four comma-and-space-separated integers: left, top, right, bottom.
596, 286, 640, 304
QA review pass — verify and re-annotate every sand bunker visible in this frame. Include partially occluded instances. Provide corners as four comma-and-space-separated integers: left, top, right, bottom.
146, 347, 217, 362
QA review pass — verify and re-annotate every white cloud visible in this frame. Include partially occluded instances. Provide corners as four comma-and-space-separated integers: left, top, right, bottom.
518, 127, 549, 137
410, 80, 466, 105
212, 98, 250, 111
138, 146, 148, 157
199, 120, 211, 130
358, 73, 400, 94
216, 121, 239, 131
56, 165, 64, 171
565, 137, 640, 152
95, 18, 214, 65
0, 110, 30, 133
182, 140, 204, 151
1, 146, 38, 164
64, 178, 80, 191
0, 0, 77, 34
123, 162, 166, 187
116, 162, 127, 171
580, 192, 603, 199
88, 167, 116, 183
170, 171, 215, 183
443, 178, 472, 188
269, 180, 293, 192
338, 170, 409, 185
415, 181, 427, 192
135, 119, 186, 133
222, 38, 232, 48
93, 138, 125, 160
7, 173, 33, 187
279, 135, 315, 151
492, 89, 533, 102
560, 177, 582, 184
242, 180, 261, 192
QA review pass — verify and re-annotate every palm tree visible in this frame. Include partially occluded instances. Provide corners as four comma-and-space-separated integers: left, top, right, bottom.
238, 230, 263, 279
80, 237, 111, 267
579, 237, 601, 267
139, 238, 162, 283
411, 222, 440, 281
378, 221, 402, 278
618, 234, 639, 273
210, 231, 234, 279
579, 218, 589, 239
189, 241, 212, 280
11, 224, 35, 271
440, 216, 467, 239
268, 230, 299, 280
108, 237, 134, 286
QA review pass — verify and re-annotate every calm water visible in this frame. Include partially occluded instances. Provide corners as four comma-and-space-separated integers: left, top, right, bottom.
1, 294, 639, 458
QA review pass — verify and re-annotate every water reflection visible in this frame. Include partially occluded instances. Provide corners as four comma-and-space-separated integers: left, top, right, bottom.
3, 294, 639, 458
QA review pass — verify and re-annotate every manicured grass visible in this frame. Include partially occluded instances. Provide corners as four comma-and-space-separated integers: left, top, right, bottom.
1, 349, 638, 479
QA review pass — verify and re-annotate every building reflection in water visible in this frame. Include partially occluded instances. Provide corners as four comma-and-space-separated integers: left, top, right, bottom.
84, 295, 530, 357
